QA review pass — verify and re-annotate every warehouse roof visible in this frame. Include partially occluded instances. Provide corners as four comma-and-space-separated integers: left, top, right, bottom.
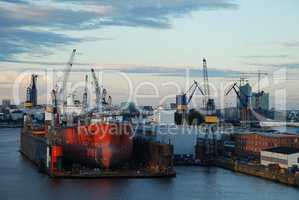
263, 147, 299, 155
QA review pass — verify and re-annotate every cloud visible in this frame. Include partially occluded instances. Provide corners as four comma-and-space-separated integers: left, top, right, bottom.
0, 0, 238, 59
0, 29, 84, 59
242, 55, 289, 59
248, 62, 299, 69
0, 61, 242, 78
117, 66, 241, 77
282, 41, 299, 48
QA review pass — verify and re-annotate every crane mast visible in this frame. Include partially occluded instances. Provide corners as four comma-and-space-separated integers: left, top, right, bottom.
202, 58, 216, 116
82, 75, 88, 111
56, 49, 76, 112
91, 68, 102, 112
202, 58, 210, 98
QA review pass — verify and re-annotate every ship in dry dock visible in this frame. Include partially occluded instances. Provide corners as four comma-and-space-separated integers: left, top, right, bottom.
20, 49, 175, 178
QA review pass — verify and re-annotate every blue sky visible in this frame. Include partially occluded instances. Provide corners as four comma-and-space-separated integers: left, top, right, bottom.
0, 0, 298, 108
0, 0, 298, 71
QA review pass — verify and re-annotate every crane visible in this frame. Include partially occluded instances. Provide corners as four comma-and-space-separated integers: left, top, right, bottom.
202, 58, 217, 124
55, 49, 76, 111
240, 71, 268, 92
185, 80, 205, 104
82, 75, 88, 111
225, 82, 252, 126
91, 68, 102, 112
225, 82, 249, 108
240, 71, 268, 110
202, 58, 210, 99
25, 74, 38, 108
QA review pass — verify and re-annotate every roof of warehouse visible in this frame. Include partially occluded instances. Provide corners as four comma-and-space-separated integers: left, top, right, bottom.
263, 147, 299, 154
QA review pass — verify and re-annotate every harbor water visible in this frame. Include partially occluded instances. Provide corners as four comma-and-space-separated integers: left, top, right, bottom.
1, 128, 299, 200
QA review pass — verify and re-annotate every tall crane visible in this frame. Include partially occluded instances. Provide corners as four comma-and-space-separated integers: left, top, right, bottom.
55, 49, 76, 110
91, 68, 102, 112
202, 58, 217, 123
202, 58, 210, 100
240, 71, 268, 92
82, 75, 88, 111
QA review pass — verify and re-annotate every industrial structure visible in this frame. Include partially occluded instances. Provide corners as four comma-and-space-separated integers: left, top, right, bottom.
173, 58, 219, 165
25, 74, 38, 108
234, 132, 299, 157
20, 49, 175, 178
261, 147, 299, 169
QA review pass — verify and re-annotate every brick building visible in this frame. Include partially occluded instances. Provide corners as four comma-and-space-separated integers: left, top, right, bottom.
235, 132, 299, 157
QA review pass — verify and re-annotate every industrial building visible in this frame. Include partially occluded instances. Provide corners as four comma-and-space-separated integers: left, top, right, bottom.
251, 92, 269, 111
261, 147, 299, 169
156, 125, 200, 161
2, 99, 11, 107
235, 132, 299, 156
153, 107, 176, 125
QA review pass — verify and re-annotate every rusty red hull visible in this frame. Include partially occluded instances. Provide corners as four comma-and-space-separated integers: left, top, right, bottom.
61, 122, 133, 169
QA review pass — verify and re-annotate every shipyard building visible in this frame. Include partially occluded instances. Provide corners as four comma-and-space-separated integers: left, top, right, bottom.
261, 147, 299, 169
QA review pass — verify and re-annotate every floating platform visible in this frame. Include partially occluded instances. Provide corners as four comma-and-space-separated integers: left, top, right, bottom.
20, 125, 176, 179
49, 169, 176, 179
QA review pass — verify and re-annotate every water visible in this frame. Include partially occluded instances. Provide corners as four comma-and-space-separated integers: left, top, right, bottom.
1, 128, 299, 200
273, 126, 299, 134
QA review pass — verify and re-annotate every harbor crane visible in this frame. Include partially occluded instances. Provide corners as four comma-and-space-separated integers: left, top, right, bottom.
25, 74, 38, 108
49, 49, 76, 127
54, 49, 77, 112
91, 68, 102, 112
225, 82, 250, 107
82, 75, 88, 111
202, 58, 217, 124
175, 80, 205, 125
185, 80, 205, 105
225, 82, 252, 126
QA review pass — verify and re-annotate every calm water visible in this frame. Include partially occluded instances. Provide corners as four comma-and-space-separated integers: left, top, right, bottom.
1, 128, 299, 200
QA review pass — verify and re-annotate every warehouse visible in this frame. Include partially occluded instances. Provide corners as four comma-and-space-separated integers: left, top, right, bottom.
260, 147, 299, 169
235, 132, 299, 156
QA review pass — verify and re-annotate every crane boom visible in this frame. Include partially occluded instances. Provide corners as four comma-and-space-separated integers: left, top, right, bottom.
91, 68, 102, 111
82, 75, 88, 111
225, 82, 249, 108
186, 81, 204, 104
202, 58, 210, 96
57, 49, 76, 106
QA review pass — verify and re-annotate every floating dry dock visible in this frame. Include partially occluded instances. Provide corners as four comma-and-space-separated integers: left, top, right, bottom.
20, 123, 175, 178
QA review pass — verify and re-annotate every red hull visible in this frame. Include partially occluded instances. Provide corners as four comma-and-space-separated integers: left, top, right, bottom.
61, 122, 133, 169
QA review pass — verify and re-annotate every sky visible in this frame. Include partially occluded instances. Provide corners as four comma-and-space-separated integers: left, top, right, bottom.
0, 0, 299, 108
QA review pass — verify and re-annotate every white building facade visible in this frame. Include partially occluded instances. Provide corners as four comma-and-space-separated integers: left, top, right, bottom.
261, 147, 299, 169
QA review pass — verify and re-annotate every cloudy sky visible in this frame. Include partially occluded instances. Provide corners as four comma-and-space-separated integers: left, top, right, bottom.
0, 0, 299, 108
